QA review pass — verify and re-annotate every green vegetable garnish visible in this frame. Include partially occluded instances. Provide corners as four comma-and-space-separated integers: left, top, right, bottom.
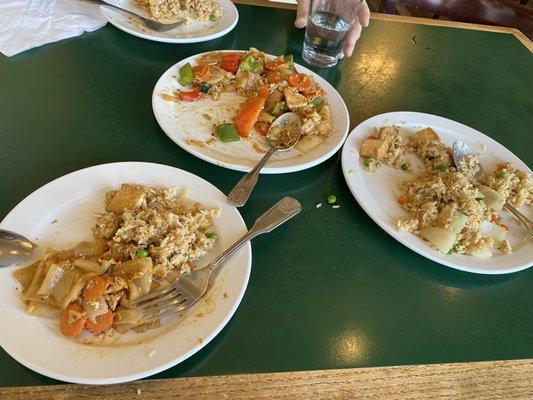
268, 102, 288, 117
215, 123, 240, 143
136, 249, 150, 258
239, 55, 264, 74
209, 13, 219, 21
363, 157, 373, 167
475, 197, 484, 203
311, 96, 324, 107
500, 171, 509, 179
178, 63, 194, 86
436, 164, 447, 172
284, 54, 296, 71
327, 195, 337, 204
447, 242, 462, 255
401, 163, 409, 171
206, 232, 218, 240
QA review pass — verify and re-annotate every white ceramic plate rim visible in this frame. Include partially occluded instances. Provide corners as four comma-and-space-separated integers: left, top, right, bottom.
99, 0, 239, 44
341, 111, 532, 275
0, 162, 251, 384
152, 51, 350, 174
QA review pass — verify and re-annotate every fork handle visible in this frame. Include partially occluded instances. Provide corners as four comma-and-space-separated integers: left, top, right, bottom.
210, 197, 302, 269
504, 203, 532, 231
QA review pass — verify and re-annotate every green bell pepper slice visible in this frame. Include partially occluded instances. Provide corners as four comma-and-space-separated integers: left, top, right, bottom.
268, 102, 288, 117
216, 123, 240, 142
284, 54, 296, 71
178, 63, 194, 86
239, 55, 264, 74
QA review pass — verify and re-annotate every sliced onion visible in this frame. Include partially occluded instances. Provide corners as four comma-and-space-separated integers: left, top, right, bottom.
479, 221, 508, 248
420, 227, 457, 254
37, 263, 65, 296
478, 185, 505, 210
82, 298, 109, 323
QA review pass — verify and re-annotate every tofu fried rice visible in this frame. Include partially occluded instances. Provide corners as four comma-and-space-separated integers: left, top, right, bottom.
135, 0, 222, 23
360, 127, 532, 257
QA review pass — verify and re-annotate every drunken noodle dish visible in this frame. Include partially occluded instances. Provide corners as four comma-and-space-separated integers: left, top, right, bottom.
360, 126, 532, 257
163, 48, 334, 153
13, 184, 220, 337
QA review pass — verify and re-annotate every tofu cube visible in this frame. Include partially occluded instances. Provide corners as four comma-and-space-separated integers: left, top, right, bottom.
413, 127, 440, 144
360, 138, 388, 159
106, 184, 146, 214
283, 87, 307, 110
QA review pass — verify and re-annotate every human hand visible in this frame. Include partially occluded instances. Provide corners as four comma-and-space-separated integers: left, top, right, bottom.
294, 0, 370, 58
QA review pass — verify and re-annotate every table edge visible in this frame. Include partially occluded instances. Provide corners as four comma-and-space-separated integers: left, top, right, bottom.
1, 359, 532, 399
232, 1, 532, 52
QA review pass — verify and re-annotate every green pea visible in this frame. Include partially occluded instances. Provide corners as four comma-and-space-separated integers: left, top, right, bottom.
436, 164, 447, 172
136, 249, 150, 258
206, 232, 218, 240
500, 171, 509, 179
209, 13, 219, 21
327, 195, 337, 204
401, 163, 409, 171
475, 197, 484, 203
363, 157, 373, 167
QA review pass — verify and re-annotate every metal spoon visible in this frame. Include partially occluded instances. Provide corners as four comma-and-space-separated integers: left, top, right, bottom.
78, 0, 186, 32
227, 113, 302, 207
452, 140, 532, 234
0, 229, 35, 267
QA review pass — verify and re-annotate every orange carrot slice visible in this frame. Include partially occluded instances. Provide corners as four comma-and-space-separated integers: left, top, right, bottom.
60, 303, 87, 337
397, 195, 407, 205
234, 97, 266, 138
85, 309, 114, 334
82, 275, 109, 302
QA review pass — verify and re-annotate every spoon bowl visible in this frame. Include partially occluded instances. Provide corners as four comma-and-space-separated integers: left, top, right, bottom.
227, 113, 302, 207
0, 229, 35, 267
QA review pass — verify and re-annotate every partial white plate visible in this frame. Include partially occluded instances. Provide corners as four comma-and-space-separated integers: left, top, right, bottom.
341, 112, 532, 275
100, 0, 238, 43
0, 162, 251, 384
152, 51, 350, 174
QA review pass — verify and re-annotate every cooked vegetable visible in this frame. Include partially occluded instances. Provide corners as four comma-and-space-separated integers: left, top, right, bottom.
266, 70, 281, 83
268, 101, 288, 117
239, 55, 263, 74
363, 157, 373, 167
178, 89, 202, 102
60, 303, 87, 337
255, 121, 271, 136
178, 63, 194, 86
436, 164, 447, 172
419, 227, 456, 254
258, 84, 269, 98
136, 249, 149, 259
327, 195, 337, 204
206, 232, 218, 240
311, 96, 323, 107
82, 275, 109, 302
82, 298, 109, 323
500, 171, 509, 179
85, 309, 114, 334
451, 210, 468, 234
234, 97, 265, 138
471, 246, 492, 258
220, 53, 240, 74
193, 64, 210, 84
209, 13, 219, 21
284, 54, 296, 71
37, 263, 65, 297
477, 185, 505, 210
479, 221, 508, 248
401, 163, 409, 171
215, 123, 240, 142
265, 58, 286, 71
397, 195, 407, 205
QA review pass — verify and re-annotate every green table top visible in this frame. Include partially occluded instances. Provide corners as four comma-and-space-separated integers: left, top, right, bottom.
0, 4, 532, 387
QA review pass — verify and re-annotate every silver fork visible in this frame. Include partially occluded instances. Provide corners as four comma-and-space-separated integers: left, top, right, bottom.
78, 0, 185, 32
452, 140, 532, 236
132, 197, 302, 321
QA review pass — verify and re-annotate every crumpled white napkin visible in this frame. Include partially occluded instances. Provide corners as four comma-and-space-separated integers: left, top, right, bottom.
0, 0, 107, 57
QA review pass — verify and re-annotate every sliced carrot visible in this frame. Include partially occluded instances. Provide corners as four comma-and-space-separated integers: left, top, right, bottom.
82, 275, 109, 302
288, 73, 312, 93
192, 64, 210, 84
397, 195, 407, 205
265, 59, 286, 71
60, 303, 87, 337
85, 309, 114, 334
234, 97, 266, 138
266, 70, 281, 83
258, 84, 269, 98
255, 121, 271, 136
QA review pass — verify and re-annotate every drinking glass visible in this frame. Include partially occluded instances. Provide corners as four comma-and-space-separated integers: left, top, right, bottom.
302, 0, 364, 68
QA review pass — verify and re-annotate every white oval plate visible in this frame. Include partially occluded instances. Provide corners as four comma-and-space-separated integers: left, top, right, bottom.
100, 0, 238, 43
0, 162, 251, 384
341, 112, 532, 275
152, 51, 350, 174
